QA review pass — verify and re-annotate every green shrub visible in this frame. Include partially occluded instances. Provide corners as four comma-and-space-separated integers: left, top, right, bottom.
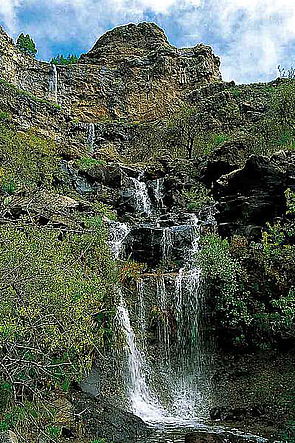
182, 184, 215, 211
0, 124, 60, 192
0, 111, 11, 121
76, 157, 106, 171
0, 225, 116, 414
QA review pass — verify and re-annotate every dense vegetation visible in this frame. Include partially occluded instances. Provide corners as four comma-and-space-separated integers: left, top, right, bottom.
0, 123, 117, 439
198, 191, 295, 350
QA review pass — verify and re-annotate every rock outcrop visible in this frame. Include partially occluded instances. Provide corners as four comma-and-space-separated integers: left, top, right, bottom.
215, 151, 295, 237
0, 23, 221, 122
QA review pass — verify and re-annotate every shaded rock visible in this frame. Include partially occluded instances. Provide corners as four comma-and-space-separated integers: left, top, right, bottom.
215, 151, 295, 237
185, 431, 259, 443
71, 392, 149, 443
201, 141, 248, 186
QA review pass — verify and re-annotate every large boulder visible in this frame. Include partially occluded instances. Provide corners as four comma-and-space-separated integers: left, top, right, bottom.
71, 392, 149, 443
215, 151, 295, 237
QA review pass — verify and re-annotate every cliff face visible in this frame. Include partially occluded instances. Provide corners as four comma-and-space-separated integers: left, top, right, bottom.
0, 22, 221, 122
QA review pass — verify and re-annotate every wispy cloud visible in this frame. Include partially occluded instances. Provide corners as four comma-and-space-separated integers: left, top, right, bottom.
0, 0, 295, 83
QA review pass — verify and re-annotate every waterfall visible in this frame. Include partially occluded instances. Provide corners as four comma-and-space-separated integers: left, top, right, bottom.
87, 123, 95, 152
114, 170, 212, 423
152, 178, 165, 210
107, 220, 129, 259
156, 276, 171, 363
161, 227, 173, 262
130, 177, 151, 215
115, 291, 165, 421
49, 64, 58, 103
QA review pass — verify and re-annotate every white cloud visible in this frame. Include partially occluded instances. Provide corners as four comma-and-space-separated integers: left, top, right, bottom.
0, 0, 295, 83
0, 0, 21, 33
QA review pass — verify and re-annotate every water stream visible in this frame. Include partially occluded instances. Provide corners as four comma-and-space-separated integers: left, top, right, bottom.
110, 173, 266, 442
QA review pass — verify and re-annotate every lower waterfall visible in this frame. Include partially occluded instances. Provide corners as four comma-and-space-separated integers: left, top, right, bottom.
114, 212, 211, 424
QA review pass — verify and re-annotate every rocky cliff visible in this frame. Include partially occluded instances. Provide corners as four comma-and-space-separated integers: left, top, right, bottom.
0, 22, 221, 122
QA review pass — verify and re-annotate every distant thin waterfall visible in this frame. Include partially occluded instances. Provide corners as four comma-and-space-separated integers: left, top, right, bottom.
49, 64, 58, 103
152, 178, 165, 210
87, 123, 95, 152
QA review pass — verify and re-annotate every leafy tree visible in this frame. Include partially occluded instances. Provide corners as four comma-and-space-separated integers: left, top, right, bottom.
16, 33, 37, 57
168, 106, 201, 159
50, 54, 78, 65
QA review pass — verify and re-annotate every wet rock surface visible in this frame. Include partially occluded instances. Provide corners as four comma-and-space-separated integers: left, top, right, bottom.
71, 392, 149, 442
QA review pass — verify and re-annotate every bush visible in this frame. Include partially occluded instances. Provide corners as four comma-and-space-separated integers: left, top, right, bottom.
0, 124, 60, 192
197, 223, 295, 348
0, 225, 116, 416
75, 157, 106, 171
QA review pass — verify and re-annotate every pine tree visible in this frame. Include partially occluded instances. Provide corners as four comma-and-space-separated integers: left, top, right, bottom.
16, 33, 37, 57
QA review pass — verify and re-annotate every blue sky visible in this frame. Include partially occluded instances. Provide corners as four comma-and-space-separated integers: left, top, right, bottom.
0, 0, 295, 84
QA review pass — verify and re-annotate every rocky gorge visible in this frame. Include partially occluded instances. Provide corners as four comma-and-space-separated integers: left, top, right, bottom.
0, 21, 294, 443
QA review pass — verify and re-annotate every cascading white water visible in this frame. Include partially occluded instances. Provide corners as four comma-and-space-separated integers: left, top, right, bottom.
161, 227, 173, 262
107, 220, 129, 259
49, 64, 58, 103
87, 123, 95, 152
153, 178, 165, 210
156, 276, 171, 363
115, 291, 165, 421
130, 177, 151, 215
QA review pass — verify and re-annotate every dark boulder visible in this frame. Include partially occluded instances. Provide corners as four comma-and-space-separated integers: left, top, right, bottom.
71, 392, 149, 443
185, 432, 224, 443
201, 141, 248, 186
215, 151, 295, 237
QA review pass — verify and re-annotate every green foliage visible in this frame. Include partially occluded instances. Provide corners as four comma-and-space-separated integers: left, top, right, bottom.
271, 81, 295, 130
182, 184, 215, 211
92, 202, 117, 221
47, 425, 61, 438
198, 222, 295, 348
285, 188, 295, 215
0, 225, 116, 414
0, 124, 60, 192
16, 33, 37, 57
1, 177, 16, 195
51, 54, 79, 65
230, 87, 242, 97
198, 234, 250, 329
75, 157, 106, 171
0, 111, 11, 121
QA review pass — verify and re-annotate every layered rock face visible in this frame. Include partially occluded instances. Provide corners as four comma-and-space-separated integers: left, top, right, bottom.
0, 23, 221, 121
